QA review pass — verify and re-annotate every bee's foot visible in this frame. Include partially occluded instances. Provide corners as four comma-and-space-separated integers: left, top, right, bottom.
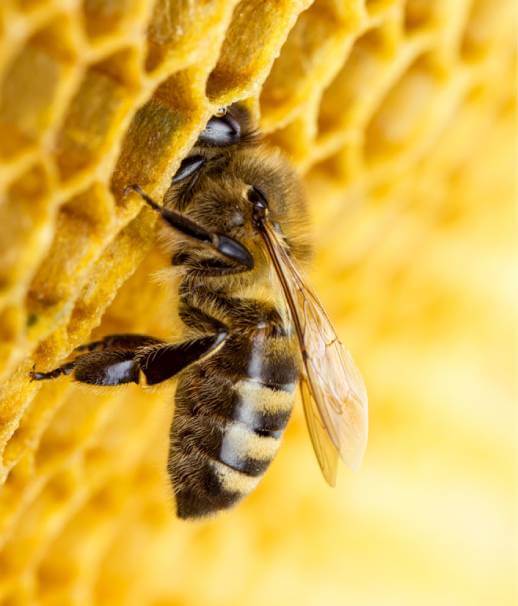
30, 369, 50, 381
30, 361, 75, 382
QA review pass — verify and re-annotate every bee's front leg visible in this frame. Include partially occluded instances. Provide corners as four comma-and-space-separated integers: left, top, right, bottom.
127, 185, 254, 271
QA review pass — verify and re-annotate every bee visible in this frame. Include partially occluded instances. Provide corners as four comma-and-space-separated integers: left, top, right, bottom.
31, 104, 368, 519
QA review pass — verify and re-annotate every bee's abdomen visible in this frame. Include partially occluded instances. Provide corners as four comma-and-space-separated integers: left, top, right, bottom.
169, 332, 298, 519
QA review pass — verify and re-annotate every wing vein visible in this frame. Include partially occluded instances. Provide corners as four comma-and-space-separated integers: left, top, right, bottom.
259, 220, 368, 485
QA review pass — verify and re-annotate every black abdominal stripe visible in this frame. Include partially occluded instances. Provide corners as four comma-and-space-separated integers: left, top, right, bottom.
211, 380, 295, 486
172, 374, 297, 518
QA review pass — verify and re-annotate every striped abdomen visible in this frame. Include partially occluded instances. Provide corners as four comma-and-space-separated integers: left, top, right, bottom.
169, 328, 298, 519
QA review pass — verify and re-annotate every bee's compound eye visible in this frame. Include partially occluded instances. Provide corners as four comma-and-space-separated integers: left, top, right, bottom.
215, 107, 227, 117
247, 186, 268, 209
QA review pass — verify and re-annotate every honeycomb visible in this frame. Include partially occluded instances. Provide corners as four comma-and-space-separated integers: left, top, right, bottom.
0, 1, 515, 604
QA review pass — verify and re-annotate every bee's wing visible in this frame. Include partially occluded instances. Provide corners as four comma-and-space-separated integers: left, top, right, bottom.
300, 374, 340, 485
262, 222, 368, 484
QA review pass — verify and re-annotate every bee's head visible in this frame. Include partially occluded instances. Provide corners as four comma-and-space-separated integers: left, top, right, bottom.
178, 145, 311, 277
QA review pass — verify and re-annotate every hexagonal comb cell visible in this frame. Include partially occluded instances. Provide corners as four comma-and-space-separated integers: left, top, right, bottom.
145, 0, 235, 73
364, 54, 444, 166
317, 27, 390, 139
0, 17, 78, 160
0, 466, 81, 588
0, 306, 25, 379
0, 163, 52, 306
260, 0, 361, 130
65, 210, 157, 349
459, 0, 515, 61
404, 0, 438, 31
364, 0, 399, 16
54, 49, 139, 183
81, 0, 148, 40
111, 68, 206, 198
13, 0, 57, 12
265, 113, 317, 167
309, 142, 364, 189
26, 185, 115, 321
206, 0, 310, 104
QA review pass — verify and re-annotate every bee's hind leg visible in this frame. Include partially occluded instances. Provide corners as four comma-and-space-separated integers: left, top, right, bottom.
30, 334, 166, 382
135, 331, 227, 385
30, 332, 227, 387
30, 348, 142, 385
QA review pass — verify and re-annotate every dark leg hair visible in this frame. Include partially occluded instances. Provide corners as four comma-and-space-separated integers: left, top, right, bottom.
74, 333, 164, 353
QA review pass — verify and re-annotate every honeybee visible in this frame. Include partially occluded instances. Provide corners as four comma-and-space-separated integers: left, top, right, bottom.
31, 104, 368, 519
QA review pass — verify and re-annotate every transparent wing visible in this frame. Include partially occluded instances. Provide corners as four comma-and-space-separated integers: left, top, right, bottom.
300, 375, 339, 486
261, 221, 368, 484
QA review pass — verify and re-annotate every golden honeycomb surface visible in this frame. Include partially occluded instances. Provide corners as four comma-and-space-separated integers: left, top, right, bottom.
0, 1, 516, 605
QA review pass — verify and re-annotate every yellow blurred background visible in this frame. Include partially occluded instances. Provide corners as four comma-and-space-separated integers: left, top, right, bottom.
0, 1, 516, 605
